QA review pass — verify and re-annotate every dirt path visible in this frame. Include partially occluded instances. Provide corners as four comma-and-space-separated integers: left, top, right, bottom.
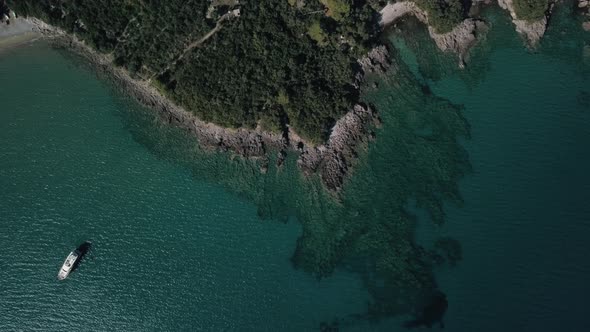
152, 9, 240, 79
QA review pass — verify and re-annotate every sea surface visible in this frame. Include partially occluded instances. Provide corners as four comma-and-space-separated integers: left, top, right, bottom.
1, 5, 590, 332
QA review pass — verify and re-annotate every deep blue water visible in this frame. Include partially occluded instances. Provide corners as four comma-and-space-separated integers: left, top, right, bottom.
422, 45, 590, 332
412, 7, 590, 331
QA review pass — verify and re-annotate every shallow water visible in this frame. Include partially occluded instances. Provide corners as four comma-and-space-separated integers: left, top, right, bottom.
0, 43, 370, 331
1, 5, 590, 331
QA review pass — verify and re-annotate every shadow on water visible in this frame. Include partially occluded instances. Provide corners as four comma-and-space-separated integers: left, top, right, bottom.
69, 241, 92, 275
403, 291, 448, 329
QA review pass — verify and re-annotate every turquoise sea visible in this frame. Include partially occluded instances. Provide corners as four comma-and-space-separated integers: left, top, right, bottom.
1, 5, 590, 331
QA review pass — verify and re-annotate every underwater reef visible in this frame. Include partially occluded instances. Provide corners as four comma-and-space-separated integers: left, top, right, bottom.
104, 37, 470, 322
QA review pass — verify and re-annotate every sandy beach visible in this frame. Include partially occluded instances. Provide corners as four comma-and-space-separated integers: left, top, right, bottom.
0, 18, 40, 50
379, 1, 424, 26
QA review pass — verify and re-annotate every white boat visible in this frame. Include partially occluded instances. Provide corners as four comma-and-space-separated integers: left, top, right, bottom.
57, 250, 80, 280
57, 241, 91, 280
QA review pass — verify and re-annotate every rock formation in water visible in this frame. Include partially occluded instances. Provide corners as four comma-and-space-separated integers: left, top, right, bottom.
295, 46, 391, 192
580, 0, 590, 31
429, 18, 489, 68
379, 1, 488, 68
497, 0, 551, 47
298, 103, 379, 192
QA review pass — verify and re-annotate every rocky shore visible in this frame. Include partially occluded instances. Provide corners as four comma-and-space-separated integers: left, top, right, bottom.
298, 103, 379, 192
2, 0, 574, 194
379, 1, 488, 68
497, 0, 551, 47
580, 0, 590, 31
10, 16, 382, 195
380, 0, 559, 52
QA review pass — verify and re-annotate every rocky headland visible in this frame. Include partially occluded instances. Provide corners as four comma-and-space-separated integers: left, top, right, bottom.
297, 103, 380, 192
580, 0, 590, 31
1, 0, 573, 195
379, 1, 488, 68
497, 0, 551, 47
379, 0, 559, 52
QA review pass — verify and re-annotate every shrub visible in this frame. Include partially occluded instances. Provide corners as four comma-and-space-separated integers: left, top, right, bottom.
512, 0, 548, 21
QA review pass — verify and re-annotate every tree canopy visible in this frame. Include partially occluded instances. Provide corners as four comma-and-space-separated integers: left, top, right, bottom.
9, 0, 380, 143
513, 0, 548, 21
415, 0, 466, 34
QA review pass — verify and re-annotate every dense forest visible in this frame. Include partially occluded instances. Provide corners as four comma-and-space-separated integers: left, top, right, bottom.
8, 0, 386, 143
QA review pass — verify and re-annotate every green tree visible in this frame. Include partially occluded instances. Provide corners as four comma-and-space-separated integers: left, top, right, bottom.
513, 0, 548, 21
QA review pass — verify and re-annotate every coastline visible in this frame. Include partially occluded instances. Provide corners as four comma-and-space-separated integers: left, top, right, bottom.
497, 0, 550, 47
379, 1, 488, 68
379, 0, 556, 58
0, 0, 565, 192
0, 16, 40, 50
0, 31, 38, 50
1, 16, 382, 194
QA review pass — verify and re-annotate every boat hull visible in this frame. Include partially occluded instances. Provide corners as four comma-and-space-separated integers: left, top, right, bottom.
57, 241, 91, 280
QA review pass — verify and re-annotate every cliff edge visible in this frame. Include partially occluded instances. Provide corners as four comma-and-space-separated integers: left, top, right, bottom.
379, 1, 488, 68
497, 0, 550, 47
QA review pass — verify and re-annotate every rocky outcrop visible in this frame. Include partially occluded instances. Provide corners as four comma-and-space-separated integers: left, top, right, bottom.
379, 2, 487, 68
297, 104, 379, 192
428, 19, 488, 68
580, 0, 590, 31
497, 0, 549, 47
292, 45, 392, 193
357, 45, 392, 81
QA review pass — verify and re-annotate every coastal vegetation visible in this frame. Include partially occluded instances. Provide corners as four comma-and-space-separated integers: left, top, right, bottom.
512, 0, 548, 21
8, 0, 381, 143
415, 0, 466, 33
